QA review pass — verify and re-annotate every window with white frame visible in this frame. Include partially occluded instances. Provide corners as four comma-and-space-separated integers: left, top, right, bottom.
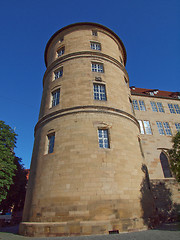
156, 121, 172, 136
51, 89, 60, 107
91, 42, 101, 50
168, 103, 180, 114
163, 122, 172, 136
93, 84, 106, 101
98, 129, 109, 148
139, 100, 146, 111
132, 100, 139, 110
150, 101, 158, 112
47, 133, 55, 154
132, 100, 146, 111
57, 47, 65, 57
91, 63, 104, 73
175, 123, 180, 132
157, 102, 165, 112
174, 104, 180, 114
54, 68, 63, 80
138, 120, 152, 135
138, 120, 145, 134
156, 122, 165, 135
150, 101, 165, 112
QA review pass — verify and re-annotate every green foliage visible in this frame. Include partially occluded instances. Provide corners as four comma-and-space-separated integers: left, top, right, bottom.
0, 121, 17, 203
0, 157, 27, 213
168, 132, 180, 183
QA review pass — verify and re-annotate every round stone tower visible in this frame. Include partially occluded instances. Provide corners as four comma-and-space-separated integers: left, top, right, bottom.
20, 23, 157, 237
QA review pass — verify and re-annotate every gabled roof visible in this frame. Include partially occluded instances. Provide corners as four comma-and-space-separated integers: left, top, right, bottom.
130, 87, 180, 100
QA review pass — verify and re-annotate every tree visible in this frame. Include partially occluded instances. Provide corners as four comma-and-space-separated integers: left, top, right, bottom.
0, 157, 27, 214
0, 121, 17, 204
168, 131, 180, 183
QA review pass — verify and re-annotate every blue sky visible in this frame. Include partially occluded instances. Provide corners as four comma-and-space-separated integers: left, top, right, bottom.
0, 0, 179, 168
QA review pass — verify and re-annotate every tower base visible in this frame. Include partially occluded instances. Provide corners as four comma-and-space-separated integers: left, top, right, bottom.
19, 219, 149, 237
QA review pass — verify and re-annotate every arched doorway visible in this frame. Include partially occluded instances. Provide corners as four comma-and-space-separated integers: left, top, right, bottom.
160, 152, 172, 178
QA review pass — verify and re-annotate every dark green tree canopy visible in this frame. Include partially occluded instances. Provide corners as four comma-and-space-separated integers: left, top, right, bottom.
0, 121, 17, 203
168, 132, 180, 183
0, 157, 27, 214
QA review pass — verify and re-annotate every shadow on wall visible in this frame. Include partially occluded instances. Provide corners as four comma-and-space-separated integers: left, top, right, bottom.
150, 180, 180, 223
140, 164, 179, 229
140, 164, 159, 229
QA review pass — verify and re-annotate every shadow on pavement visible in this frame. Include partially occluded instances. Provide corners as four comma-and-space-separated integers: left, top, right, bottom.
153, 222, 180, 231
0, 224, 19, 234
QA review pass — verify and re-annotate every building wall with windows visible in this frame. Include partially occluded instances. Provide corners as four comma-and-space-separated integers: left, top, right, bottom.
20, 23, 157, 237
130, 87, 180, 180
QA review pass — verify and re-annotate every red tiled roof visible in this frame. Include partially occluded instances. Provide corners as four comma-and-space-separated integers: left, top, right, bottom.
130, 87, 180, 99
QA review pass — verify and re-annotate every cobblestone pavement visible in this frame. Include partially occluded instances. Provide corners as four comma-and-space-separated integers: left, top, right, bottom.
0, 223, 179, 240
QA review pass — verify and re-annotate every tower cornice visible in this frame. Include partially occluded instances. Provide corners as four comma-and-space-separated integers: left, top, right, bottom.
44, 22, 127, 67
35, 105, 139, 135
43, 51, 129, 87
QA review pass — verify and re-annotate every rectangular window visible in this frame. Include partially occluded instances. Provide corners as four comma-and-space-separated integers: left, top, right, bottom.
150, 101, 158, 112
132, 100, 139, 110
143, 121, 152, 135
91, 63, 104, 73
163, 122, 172, 136
91, 42, 101, 50
156, 121, 172, 136
92, 30, 97, 36
93, 84, 106, 101
174, 104, 180, 114
54, 68, 63, 80
57, 47, 65, 57
138, 120, 152, 135
150, 101, 164, 112
98, 129, 109, 148
133, 100, 146, 111
168, 103, 176, 113
157, 102, 165, 112
156, 121, 165, 135
139, 100, 146, 111
175, 123, 180, 132
48, 133, 55, 154
51, 89, 60, 107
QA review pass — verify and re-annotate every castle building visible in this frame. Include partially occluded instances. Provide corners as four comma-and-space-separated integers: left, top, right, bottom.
19, 23, 179, 237
130, 87, 180, 222
130, 87, 180, 179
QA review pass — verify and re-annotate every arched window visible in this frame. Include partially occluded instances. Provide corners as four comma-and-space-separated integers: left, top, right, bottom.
160, 152, 172, 178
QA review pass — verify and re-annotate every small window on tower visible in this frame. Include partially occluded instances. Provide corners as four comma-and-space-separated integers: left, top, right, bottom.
51, 89, 60, 107
54, 68, 63, 80
90, 42, 101, 50
47, 133, 55, 154
92, 30, 98, 36
98, 129, 110, 149
93, 84, 107, 101
57, 47, 65, 57
91, 63, 104, 73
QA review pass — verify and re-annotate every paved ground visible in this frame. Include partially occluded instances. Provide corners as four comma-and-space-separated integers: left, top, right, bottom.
0, 223, 179, 240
